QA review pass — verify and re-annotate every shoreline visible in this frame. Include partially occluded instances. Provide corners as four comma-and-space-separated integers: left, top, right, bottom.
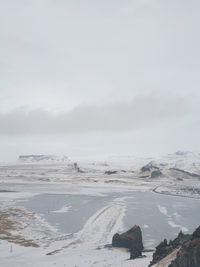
152, 186, 200, 200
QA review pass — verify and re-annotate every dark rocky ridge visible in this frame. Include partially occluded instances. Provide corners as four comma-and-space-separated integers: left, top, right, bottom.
149, 226, 200, 267
168, 226, 200, 267
149, 231, 191, 266
112, 225, 143, 259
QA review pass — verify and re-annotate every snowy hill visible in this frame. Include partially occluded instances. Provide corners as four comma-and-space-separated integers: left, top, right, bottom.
18, 154, 70, 164
154, 151, 200, 174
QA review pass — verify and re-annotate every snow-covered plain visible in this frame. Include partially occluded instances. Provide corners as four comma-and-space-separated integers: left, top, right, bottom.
0, 151, 200, 266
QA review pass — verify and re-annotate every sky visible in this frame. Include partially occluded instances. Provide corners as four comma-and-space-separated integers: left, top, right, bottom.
0, 0, 200, 161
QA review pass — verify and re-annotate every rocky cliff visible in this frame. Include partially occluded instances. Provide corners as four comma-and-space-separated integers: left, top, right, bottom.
149, 231, 191, 266
112, 225, 143, 259
168, 226, 200, 267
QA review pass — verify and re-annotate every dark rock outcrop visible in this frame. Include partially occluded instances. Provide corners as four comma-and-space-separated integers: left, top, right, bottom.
151, 170, 162, 178
140, 163, 162, 178
193, 225, 200, 238
169, 226, 200, 267
105, 171, 118, 175
112, 225, 143, 259
141, 163, 159, 173
149, 231, 191, 266
73, 162, 84, 173
141, 165, 152, 172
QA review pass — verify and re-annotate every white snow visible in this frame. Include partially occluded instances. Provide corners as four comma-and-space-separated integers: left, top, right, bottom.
157, 205, 188, 233
52, 206, 72, 213
157, 205, 168, 216
167, 220, 188, 232
0, 239, 153, 267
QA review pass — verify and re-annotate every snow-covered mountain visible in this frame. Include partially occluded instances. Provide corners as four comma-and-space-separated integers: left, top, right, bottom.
153, 151, 200, 174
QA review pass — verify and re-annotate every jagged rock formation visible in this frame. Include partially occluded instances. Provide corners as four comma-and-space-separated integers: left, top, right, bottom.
149, 231, 191, 266
168, 226, 200, 267
112, 225, 143, 259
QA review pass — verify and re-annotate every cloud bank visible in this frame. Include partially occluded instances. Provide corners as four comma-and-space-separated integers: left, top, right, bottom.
0, 92, 190, 135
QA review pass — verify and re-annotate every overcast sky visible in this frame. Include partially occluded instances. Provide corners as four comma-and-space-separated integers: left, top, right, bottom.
0, 0, 200, 161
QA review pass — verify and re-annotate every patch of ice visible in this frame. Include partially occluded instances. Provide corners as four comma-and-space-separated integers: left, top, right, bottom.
157, 205, 168, 216
168, 220, 188, 232
0, 192, 38, 201
52, 205, 71, 213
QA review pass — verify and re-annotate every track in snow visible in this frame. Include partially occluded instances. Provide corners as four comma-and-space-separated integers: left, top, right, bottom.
47, 200, 125, 255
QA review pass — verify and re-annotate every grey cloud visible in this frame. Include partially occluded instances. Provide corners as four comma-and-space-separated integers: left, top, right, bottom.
0, 93, 190, 135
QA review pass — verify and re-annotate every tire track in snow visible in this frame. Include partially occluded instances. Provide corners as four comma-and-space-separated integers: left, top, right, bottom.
47, 200, 125, 255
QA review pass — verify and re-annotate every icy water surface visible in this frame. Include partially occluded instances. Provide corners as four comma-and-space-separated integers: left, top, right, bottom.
1, 183, 200, 248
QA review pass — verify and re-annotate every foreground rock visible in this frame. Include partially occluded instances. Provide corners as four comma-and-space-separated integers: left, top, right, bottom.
168, 226, 200, 267
150, 226, 200, 267
112, 225, 143, 259
149, 231, 191, 266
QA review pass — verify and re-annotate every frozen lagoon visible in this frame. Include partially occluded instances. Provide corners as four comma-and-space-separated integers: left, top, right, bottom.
1, 182, 200, 249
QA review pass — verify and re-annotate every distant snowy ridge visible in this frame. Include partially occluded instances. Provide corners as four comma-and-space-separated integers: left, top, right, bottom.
156, 151, 200, 173
18, 154, 70, 163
